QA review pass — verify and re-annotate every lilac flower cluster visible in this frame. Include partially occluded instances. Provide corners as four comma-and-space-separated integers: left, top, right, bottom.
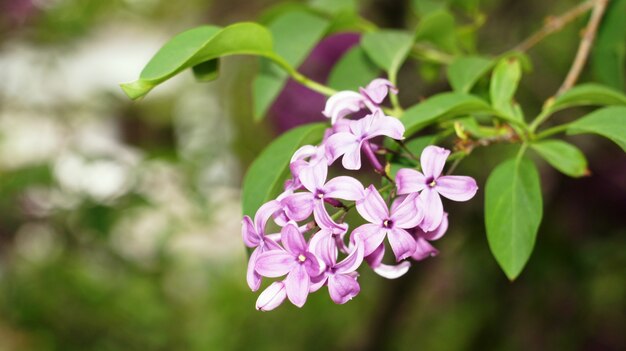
242, 79, 478, 311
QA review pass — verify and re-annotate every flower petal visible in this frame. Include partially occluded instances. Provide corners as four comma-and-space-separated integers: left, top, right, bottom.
341, 141, 363, 170
310, 230, 337, 267
285, 264, 310, 307
356, 185, 389, 224
390, 192, 423, 229
325, 132, 359, 166
334, 241, 364, 274
313, 200, 348, 234
420, 145, 450, 179
373, 261, 411, 279
242, 216, 259, 248
411, 237, 439, 261
281, 223, 307, 255
281, 192, 314, 221
255, 250, 294, 278
420, 212, 448, 241
303, 251, 322, 277
395, 168, 426, 195
351, 223, 386, 256
254, 200, 282, 234
324, 176, 365, 201
388, 227, 417, 262
256, 281, 287, 311
299, 159, 328, 193
322, 91, 366, 124
420, 187, 444, 232
246, 247, 262, 291
291, 144, 317, 163
365, 243, 385, 268
328, 274, 360, 304
365, 111, 405, 140
360, 78, 397, 104
435, 175, 478, 201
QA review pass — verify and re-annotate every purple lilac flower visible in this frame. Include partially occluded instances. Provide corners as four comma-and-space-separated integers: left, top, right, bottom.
256, 281, 287, 311
242, 200, 283, 291
309, 231, 364, 304
364, 243, 412, 279
281, 158, 364, 232
255, 223, 321, 307
411, 212, 448, 261
351, 186, 424, 261
325, 110, 405, 170
396, 146, 478, 231
322, 78, 398, 124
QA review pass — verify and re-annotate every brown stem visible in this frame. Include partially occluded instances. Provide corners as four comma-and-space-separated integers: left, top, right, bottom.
556, 0, 609, 96
513, 0, 595, 52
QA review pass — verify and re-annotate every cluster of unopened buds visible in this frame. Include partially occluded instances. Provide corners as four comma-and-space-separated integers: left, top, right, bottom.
242, 79, 478, 311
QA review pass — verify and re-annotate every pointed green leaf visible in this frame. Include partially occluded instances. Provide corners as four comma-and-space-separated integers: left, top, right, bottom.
567, 106, 626, 152
485, 157, 543, 280
242, 123, 327, 216
328, 46, 380, 91
531, 140, 589, 177
308, 0, 358, 14
361, 30, 413, 80
415, 9, 459, 53
253, 11, 330, 120
447, 56, 494, 93
401, 92, 494, 135
120, 23, 274, 99
490, 57, 522, 121
547, 83, 626, 114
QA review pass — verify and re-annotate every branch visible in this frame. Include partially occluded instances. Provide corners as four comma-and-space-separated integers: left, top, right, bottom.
556, 0, 609, 96
513, 0, 595, 52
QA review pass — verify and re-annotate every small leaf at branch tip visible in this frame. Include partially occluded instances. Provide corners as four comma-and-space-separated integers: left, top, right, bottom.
119, 80, 153, 100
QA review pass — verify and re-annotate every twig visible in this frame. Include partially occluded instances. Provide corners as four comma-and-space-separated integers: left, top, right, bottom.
513, 0, 595, 52
556, 0, 609, 96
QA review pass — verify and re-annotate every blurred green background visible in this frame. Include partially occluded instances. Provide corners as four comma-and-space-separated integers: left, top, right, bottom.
0, 0, 624, 350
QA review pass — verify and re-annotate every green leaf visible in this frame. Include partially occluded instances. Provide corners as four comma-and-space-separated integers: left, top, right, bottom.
361, 30, 413, 81
120, 23, 274, 100
531, 140, 589, 177
447, 56, 494, 93
308, 0, 358, 14
567, 106, 626, 152
490, 57, 522, 121
328, 46, 380, 91
414, 9, 459, 53
401, 92, 494, 135
592, 0, 626, 90
404, 134, 439, 157
253, 11, 329, 120
485, 157, 543, 280
242, 123, 327, 216
192, 59, 220, 82
547, 83, 626, 114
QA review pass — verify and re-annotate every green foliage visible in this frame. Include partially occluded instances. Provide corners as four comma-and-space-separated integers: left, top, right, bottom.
328, 46, 380, 91
490, 57, 522, 121
531, 140, 589, 177
592, 0, 626, 90
415, 9, 459, 53
361, 30, 414, 83
447, 56, 494, 93
253, 11, 329, 120
547, 83, 626, 114
401, 92, 493, 135
485, 157, 543, 280
121, 24, 275, 99
242, 123, 327, 216
567, 106, 626, 152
